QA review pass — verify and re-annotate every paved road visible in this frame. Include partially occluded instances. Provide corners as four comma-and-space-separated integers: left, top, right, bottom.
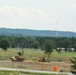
0, 67, 73, 75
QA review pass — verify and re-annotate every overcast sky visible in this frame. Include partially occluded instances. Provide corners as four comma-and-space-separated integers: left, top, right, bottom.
0, 0, 76, 32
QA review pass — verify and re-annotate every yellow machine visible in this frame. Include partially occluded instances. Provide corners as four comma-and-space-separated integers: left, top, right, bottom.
37, 52, 51, 62
11, 56, 25, 62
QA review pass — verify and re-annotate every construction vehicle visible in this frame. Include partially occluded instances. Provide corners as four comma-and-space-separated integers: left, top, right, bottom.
10, 56, 25, 62
37, 52, 51, 62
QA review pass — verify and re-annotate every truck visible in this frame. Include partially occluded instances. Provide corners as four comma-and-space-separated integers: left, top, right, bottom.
11, 56, 25, 62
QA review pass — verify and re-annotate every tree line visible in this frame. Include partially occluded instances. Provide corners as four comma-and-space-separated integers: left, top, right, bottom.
0, 36, 76, 52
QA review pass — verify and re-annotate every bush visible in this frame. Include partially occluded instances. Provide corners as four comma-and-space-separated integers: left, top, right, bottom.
70, 57, 76, 74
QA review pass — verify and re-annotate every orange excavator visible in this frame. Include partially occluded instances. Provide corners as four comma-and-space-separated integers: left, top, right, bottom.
37, 52, 51, 62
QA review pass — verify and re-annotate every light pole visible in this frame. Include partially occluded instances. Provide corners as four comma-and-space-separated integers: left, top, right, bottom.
55, 21, 59, 52
56, 21, 58, 37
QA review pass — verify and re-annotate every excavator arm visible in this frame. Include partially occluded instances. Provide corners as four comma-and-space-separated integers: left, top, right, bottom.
37, 52, 51, 62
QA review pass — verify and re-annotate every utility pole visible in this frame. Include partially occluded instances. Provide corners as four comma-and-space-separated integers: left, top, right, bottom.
55, 21, 59, 50
56, 21, 58, 37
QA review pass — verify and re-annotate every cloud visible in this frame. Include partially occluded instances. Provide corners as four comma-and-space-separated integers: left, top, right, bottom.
0, 6, 50, 21
71, 0, 76, 8
65, 0, 76, 9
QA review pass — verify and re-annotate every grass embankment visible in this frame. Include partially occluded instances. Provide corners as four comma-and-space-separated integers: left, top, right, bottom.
0, 48, 76, 61
0, 71, 67, 75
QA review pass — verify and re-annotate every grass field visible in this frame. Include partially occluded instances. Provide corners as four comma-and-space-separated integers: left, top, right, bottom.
0, 48, 76, 61
0, 48, 74, 73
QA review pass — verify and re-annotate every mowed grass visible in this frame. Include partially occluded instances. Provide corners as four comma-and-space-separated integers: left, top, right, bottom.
0, 48, 76, 61
51, 51, 76, 61
0, 71, 67, 75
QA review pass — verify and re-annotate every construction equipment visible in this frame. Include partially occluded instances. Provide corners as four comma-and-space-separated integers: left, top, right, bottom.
37, 52, 51, 62
10, 56, 25, 62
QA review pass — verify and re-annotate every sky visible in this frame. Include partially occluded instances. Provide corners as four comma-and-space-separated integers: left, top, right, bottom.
0, 0, 76, 32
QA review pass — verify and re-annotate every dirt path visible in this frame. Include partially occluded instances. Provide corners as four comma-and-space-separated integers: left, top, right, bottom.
0, 60, 72, 72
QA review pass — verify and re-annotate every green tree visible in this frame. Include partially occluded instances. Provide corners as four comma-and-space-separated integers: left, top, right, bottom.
0, 39, 10, 51
20, 39, 26, 56
18, 52, 22, 56
57, 39, 62, 54
62, 38, 71, 52
31, 41, 40, 50
70, 57, 76, 74
27, 37, 36, 48
73, 44, 76, 52
44, 40, 54, 53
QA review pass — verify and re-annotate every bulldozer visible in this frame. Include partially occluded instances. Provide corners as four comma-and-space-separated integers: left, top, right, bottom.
37, 52, 51, 62
10, 56, 25, 62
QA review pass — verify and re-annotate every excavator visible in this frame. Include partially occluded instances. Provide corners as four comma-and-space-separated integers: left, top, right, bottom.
37, 52, 51, 62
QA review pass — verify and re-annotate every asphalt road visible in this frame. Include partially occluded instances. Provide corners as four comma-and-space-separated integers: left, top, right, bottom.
0, 67, 74, 75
